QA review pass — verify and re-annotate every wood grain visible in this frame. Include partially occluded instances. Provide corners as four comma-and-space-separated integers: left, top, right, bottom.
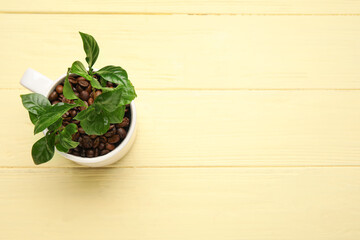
2, 14, 360, 90
4, 89, 360, 167
1, 0, 360, 14
0, 167, 359, 239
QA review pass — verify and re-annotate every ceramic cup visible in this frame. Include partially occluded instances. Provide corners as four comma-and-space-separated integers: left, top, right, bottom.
20, 68, 137, 167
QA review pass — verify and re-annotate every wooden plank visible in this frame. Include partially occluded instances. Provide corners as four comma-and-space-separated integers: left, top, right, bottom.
3, 89, 360, 167
1, 14, 360, 89
0, 167, 359, 239
2, 0, 360, 14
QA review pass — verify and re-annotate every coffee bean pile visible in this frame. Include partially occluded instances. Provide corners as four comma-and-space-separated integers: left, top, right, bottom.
48, 75, 131, 158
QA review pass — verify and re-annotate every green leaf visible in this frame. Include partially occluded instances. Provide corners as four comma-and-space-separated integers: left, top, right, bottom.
96, 65, 137, 105
94, 86, 123, 112
104, 105, 125, 124
80, 109, 110, 135
96, 65, 128, 85
29, 112, 39, 124
21, 93, 51, 115
48, 118, 63, 132
31, 133, 55, 165
56, 143, 69, 153
79, 32, 100, 68
70, 61, 108, 90
34, 102, 77, 134
74, 105, 95, 121
63, 70, 78, 100
56, 123, 79, 151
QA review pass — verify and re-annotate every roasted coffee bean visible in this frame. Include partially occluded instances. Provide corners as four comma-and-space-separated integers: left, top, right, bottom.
85, 85, 92, 93
81, 136, 93, 149
77, 76, 86, 81
72, 151, 80, 156
62, 112, 70, 118
68, 149, 73, 154
56, 85, 63, 94
117, 128, 127, 139
74, 92, 80, 97
105, 128, 116, 137
106, 143, 115, 151
78, 80, 89, 88
49, 91, 58, 101
106, 82, 113, 87
93, 75, 99, 80
99, 136, 107, 143
76, 84, 83, 93
116, 117, 130, 128
52, 100, 60, 105
70, 110, 77, 118
109, 125, 115, 130
79, 106, 86, 111
98, 142, 105, 150
84, 100, 89, 107
78, 137, 83, 144
62, 121, 69, 126
88, 135, 96, 139
93, 137, 100, 148
72, 132, 80, 141
63, 98, 72, 104
80, 149, 86, 157
63, 117, 72, 122
73, 120, 80, 125
88, 97, 94, 105
78, 128, 85, 134
69, 77, 77, 84
73, 146, 81, 152
95, 90, 102, 98
80, 91, 90, 101
94, 148, 99, 157
86, 149, 94, 158
100, 149, 110, 155
108, 134, 120, 144
60, 94, 64, 98
90, 91, 94, 98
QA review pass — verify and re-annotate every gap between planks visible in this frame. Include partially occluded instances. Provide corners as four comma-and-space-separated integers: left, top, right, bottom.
1, 11, 360, 16
1, 165, 360, 169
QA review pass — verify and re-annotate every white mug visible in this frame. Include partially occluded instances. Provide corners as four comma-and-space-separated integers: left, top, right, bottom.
20, 68, 137, 167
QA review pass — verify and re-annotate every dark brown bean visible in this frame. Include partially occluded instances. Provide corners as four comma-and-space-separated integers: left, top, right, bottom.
81, 136, 92, 149
76, 84, 83, 93
63, 117, 72, 122
62, 121, 69, 126
52, 100, 60, 105
74, 92, 80, 98
80, 91, 90, 101
108, 134, 120, 144
72, 151, 80, 156
95, 90, 102, 98
100, 149, 110, 155
99, 136, 107, 143
73, 146, 81, 152
86, 149, 94, 158
116, 117, 130, 128
109, 125, 115, 130
117, 128, 127, 139
79, 106, 86, 111
72, 132, 80, 141
80, 149, 86, 157
90, 91, 94, 99
89, 135, 97, 139
98, 143, 105, 150
69, 77, 77, 84
78, 128, 85, 134
106, 82, 113, 87
77, 76, 86, 81
78, 137, 83, 144
62, 112, 70, 118
78, 80, 89, 88
94, 148, 99, 157
106, 143, 115, 151
73, 120, 80, 125
85, 85, 92, 93
88, 97, 94, 105
93, 137, 100, 148
56, 85, 63, 94
49, 91, 58, 101
105, 128, 116, 137
70, 110, 77, 118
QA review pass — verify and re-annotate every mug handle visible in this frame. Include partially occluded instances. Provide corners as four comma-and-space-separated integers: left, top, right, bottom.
20, 68, 53, 96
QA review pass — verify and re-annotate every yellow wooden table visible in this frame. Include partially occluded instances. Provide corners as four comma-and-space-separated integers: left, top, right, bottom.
1, 1, 360, 239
